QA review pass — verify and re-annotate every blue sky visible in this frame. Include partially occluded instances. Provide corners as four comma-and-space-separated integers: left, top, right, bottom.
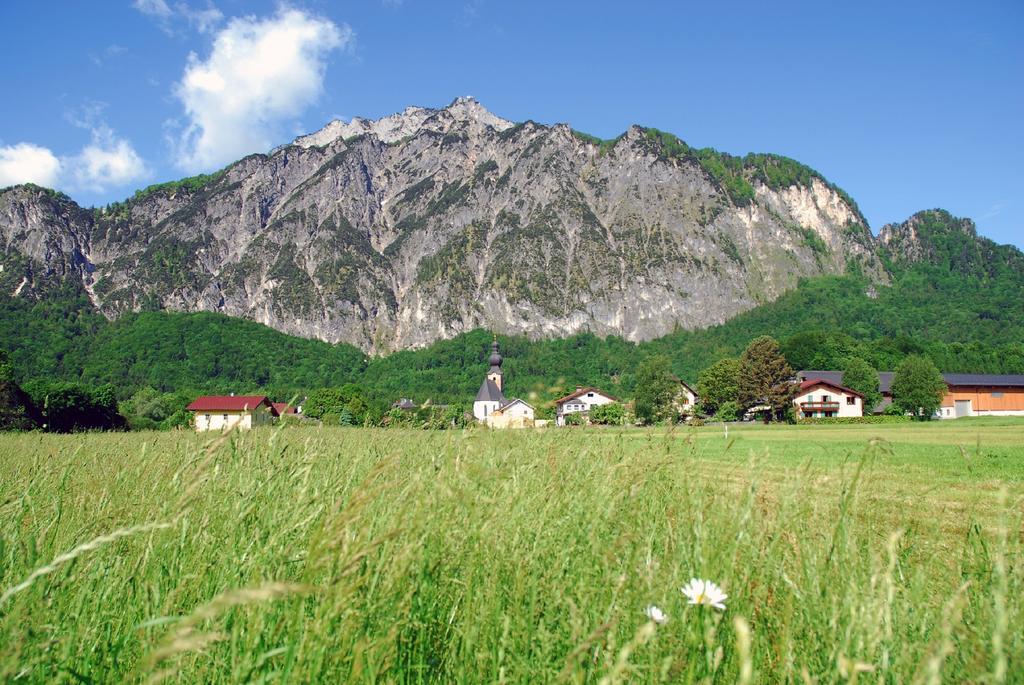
1, 0, 1021, 247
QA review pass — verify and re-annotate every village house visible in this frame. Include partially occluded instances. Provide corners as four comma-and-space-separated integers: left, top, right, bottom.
272, 402, 301, 416
186, 395, 278, 432
676, 381, 697, 415
793, 378, 864, 418
932, 374, 1024, 418
554, 387, 617, 426
487, 398, 536, 429
798, 370, 1024, 418
472, 339, 535, 427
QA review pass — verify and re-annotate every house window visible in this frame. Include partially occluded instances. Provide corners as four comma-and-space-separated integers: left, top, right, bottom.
991, 392, 1003, 398
587, 392, 594, 398
204, 414, 210, 422
846, 396, 856, 405
821, 395, 830, 403
223, 414, 228, 422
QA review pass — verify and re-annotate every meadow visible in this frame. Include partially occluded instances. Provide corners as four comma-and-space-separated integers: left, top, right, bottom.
1, 419, 1022, 683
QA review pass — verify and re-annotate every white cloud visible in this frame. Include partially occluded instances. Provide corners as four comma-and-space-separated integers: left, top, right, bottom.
133, 0, 173, 20
68, 127, 149, 192
0, 127, 147, 194
89, 44, 128, 67
178, 2, 223, 34
134, 0, 223, 36
172, 8, 350, 172
0, 143, 63, 188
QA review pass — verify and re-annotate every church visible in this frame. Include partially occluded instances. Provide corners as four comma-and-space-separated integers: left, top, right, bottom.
473, 338, 535, 427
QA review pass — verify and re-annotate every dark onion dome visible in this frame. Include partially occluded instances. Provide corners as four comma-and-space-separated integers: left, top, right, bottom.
488, 339, 502, 368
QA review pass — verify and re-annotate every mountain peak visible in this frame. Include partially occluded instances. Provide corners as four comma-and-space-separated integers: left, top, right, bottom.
877, 209, 1021, 276
294, 97, 513, 148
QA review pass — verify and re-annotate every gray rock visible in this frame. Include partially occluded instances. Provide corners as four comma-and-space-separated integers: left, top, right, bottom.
1, 97, 891, 353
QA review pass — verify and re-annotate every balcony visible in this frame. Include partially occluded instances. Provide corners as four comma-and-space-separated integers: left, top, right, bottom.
800, 402, 840, 411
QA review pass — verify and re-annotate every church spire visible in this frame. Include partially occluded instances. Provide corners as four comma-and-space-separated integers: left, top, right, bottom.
487, 337, 503, 390
488, 337, 502, 370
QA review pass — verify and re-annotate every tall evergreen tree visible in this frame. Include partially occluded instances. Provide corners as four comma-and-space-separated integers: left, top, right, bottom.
738, 336, 796, 422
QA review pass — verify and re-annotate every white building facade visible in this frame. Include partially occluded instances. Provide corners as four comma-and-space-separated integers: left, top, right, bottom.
794, 379, 863, 419
487, 398, 536, 428
554, 387, 618, 426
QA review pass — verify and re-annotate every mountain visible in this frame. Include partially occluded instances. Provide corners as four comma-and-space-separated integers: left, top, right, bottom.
878, 209, 1024, 279
0, 97, 886, 353
2, 203, 1021, 409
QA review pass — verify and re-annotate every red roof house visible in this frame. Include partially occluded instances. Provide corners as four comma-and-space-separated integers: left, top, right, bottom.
186, 395, 278, 431
794, 379, 864, 418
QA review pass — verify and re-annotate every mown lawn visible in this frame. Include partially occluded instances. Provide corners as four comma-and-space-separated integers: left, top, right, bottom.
1, 421, 1021, 682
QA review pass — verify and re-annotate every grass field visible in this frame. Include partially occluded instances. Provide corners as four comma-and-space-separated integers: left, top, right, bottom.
1, 420, 1022, 683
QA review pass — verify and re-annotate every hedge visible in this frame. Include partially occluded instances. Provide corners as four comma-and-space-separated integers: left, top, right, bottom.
796, 415, 913, 425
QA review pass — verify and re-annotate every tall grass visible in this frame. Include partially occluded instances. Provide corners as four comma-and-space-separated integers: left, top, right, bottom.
0, 424, 1021, 682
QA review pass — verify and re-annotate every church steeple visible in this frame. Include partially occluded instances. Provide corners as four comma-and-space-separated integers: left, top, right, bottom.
487, 336, 503, 391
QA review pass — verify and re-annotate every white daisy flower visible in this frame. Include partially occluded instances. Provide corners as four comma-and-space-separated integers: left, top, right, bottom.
644, 604, 668, 624
681, 578, 727, 610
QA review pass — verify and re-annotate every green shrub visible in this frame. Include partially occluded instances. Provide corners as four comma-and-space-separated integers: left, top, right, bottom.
563, 412, 586, 426
796, 415, 912, 425
589, 403, 625, 425
714, 400, 742, 421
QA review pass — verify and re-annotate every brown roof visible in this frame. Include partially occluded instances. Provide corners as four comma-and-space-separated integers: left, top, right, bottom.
272, 402, 298, 415
186, 395, 278, 414
801, 370, 1024, 393
798, 378, 863, 398
553, 387, 619, 405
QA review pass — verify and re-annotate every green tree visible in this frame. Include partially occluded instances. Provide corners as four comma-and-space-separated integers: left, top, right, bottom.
738, 336, 795, 423
0, 350, 40, 430
696, 357, 741, 415
634, 355, 679, 424
590, 403, 625, 425
30, 381, 125, 432
891, 356, 947, 419
714, 400, 742, 421
121, 386, 187, 429
304, 388, 348, 419
563, 411, 586, 426
841, 357, 882, 414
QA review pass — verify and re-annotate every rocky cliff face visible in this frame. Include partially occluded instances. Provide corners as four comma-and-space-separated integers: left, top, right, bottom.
1, 97, 888, 353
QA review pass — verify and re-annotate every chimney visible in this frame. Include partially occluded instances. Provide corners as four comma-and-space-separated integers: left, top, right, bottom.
576, 386, 583, 392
